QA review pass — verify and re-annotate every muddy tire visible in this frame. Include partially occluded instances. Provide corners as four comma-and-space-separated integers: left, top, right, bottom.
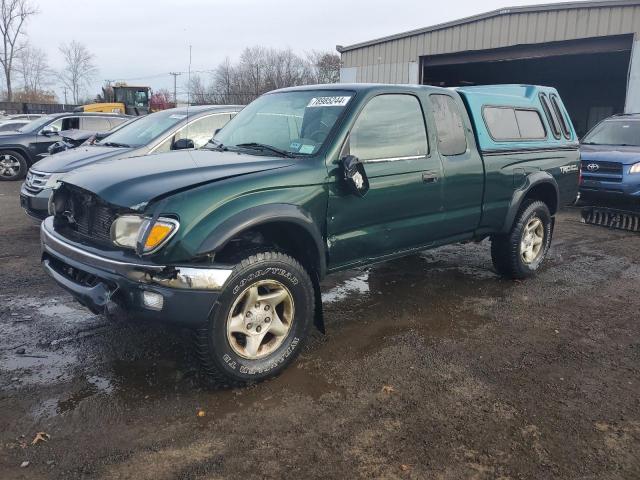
195, 251, 314, 387
0, 150, 28, 181
491, 200, 553, 280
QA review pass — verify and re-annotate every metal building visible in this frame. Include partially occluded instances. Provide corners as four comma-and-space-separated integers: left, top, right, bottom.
337, 0, 640, 136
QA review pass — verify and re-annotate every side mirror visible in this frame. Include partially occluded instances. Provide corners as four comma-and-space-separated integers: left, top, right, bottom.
41, 127, 58, 136
341, 155, 369, 197
173, 138, 195, 150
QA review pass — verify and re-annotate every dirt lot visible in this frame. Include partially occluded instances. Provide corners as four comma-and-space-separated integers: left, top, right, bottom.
1, 179, 639, 480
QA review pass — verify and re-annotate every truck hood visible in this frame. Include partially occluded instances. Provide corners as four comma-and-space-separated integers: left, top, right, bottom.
61, 149, 296, 209
580, 144, 640, 165
31, 145, 131, 173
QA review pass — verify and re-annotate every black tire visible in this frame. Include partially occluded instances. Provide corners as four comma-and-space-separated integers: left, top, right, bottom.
491, 200, 553, 279
195, 251, 314, 387
0, 150, 28, 181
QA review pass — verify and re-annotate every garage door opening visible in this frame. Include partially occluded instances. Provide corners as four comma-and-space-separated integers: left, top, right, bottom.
421, 35, 633, 137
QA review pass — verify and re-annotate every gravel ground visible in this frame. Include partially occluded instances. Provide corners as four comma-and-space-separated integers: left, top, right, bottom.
0, 179, 639, 479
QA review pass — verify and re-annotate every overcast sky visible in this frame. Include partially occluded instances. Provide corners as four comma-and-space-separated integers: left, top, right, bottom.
25, 0, 571, 101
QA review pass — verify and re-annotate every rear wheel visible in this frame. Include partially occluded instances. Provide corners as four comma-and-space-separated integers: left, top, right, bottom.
195, 251, 314, 387
0, 150, 28, 181
491, 200, 553, 279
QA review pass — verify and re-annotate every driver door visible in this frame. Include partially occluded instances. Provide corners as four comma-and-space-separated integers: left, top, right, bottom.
327, 93, 444, 269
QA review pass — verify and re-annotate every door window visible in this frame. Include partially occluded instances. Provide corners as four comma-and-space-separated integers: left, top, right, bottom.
80, 117, 113, 131
349, 94, 428, 161
154, 113, 235, 152
175, 113, 234, 148
60, 117, 80, 131
430, 94, 467, 156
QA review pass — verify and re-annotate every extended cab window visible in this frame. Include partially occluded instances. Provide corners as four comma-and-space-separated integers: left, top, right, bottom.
483, 107, 545, 141
430, 94, 467, 156
350, 94, 427, 161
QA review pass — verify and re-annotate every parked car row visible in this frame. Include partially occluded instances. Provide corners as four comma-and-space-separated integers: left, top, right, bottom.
19, 105, 241, 219
35, 83, 580, 385
0, 112, 131, 181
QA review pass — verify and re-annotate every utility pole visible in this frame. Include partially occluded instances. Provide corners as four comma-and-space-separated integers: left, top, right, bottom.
63, 87, 68, 105
169, 72, 182, 106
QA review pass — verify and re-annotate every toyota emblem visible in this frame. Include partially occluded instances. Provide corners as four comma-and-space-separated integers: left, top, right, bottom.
586, 163, 600, 172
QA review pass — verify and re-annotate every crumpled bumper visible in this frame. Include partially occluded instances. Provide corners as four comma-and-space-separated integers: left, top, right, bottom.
40, 217, 233, 326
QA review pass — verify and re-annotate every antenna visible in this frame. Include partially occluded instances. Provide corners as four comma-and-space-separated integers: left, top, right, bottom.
185, 45, 192, 141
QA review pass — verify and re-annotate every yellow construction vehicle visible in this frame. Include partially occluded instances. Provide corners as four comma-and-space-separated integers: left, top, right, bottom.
76, 84, 151, 116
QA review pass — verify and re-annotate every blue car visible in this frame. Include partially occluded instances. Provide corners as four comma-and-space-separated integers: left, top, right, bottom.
580, 114, 640, 203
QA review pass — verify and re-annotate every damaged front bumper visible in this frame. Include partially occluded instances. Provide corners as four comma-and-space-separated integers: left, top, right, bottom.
40, 217, 232, 326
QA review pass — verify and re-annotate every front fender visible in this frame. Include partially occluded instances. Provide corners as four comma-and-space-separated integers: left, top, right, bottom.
501, 171, 559, 234
0, 144, 32, 163
196, 203, 327, 277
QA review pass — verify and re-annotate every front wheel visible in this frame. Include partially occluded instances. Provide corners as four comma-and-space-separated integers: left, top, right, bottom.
195, 251, 314, 386
0, 150, 28, 181
491, 200, 553, 279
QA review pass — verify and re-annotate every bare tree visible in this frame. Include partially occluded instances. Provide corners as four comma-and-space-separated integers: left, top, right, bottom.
188, 74, 210, 105
59, 40, 97, 104
0, 0, 38, 101
16, 42, 52, 97
307, 51, 341, 84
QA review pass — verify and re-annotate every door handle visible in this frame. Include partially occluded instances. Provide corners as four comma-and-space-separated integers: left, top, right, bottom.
422, 172, 439, 184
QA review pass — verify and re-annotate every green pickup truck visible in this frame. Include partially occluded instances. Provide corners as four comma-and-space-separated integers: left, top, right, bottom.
41, 83, 579, 385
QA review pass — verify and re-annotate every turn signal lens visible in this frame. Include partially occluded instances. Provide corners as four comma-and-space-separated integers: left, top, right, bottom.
144, 222, 175, 250
630, 162, 640, 174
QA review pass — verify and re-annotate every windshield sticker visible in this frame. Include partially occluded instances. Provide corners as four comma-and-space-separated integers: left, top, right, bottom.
290, 142, 302, 151
169, 114, 187, 119
307, 96, 351, 108
299, 145, 315, 154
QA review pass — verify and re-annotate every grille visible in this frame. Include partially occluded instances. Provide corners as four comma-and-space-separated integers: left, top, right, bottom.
581, 160, 623, 183
24, 169, 51, 194
59, 186, 118, 245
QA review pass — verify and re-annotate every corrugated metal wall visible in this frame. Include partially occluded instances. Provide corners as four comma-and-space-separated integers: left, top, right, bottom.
341, 4, 640, 83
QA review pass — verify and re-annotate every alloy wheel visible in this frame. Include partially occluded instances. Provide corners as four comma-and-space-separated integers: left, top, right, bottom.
520, 217, 545, 264
0, 154, 20, 178
226, 280, 295, 360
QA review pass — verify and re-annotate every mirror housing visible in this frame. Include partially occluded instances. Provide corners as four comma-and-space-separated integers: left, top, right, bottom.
341, 155, 369, 197
173, 138, 195, 150
40, 127, 58, 136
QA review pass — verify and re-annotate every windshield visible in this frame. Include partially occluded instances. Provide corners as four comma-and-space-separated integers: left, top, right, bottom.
213, 89, 354, 156
583, 119, 640, 146
97, 109, 188, 147
18, 114, 57, 133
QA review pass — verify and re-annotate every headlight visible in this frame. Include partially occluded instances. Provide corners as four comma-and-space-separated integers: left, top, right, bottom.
110, 215, 179, 254
630, 162, 640, 174
44, 173, 64, 188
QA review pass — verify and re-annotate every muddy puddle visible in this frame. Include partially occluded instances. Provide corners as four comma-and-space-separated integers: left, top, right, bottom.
2, 242, 510, 426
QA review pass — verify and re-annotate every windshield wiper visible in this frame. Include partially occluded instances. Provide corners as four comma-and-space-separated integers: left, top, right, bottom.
235, 142, 295, 158
205, 138, 227, 151
101, 141, 131, 148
